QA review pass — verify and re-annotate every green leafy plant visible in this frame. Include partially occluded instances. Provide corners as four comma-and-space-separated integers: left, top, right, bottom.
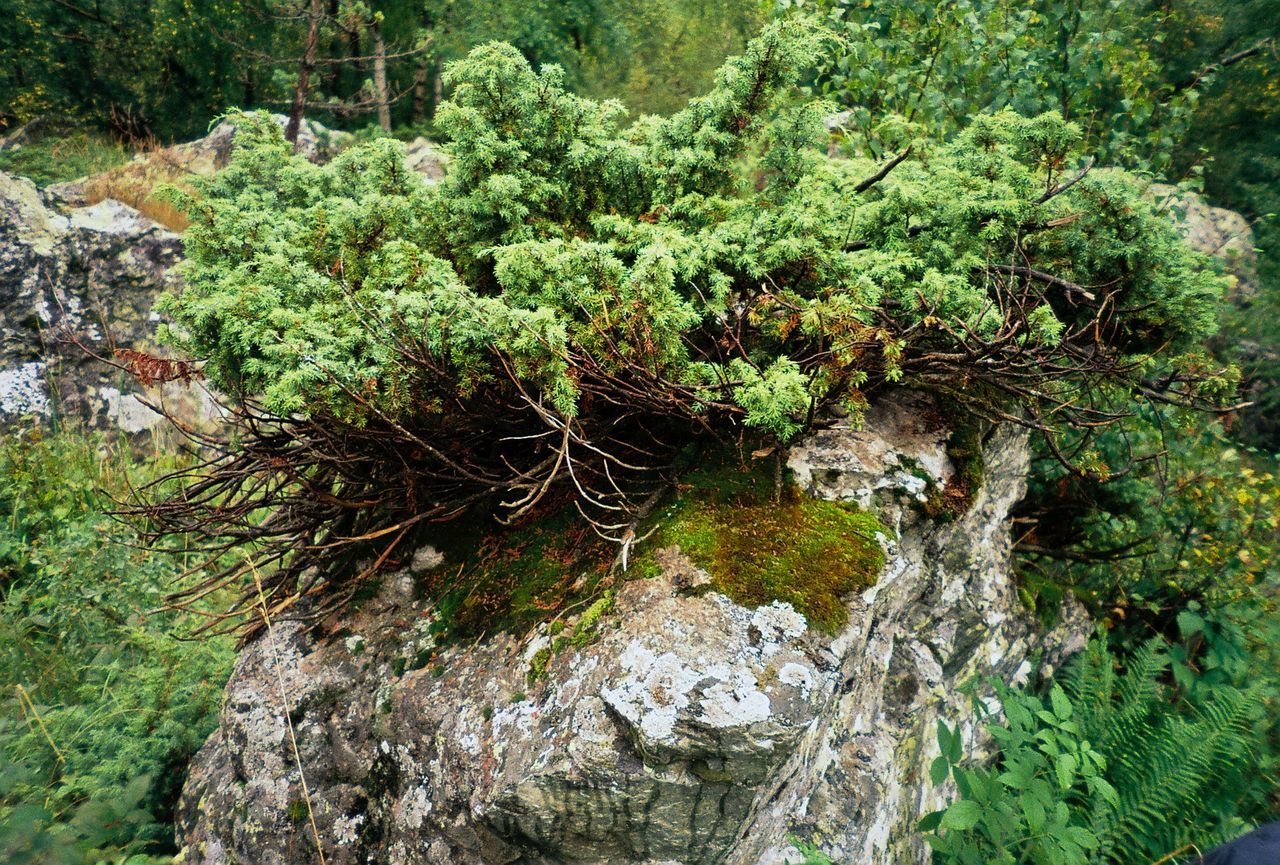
0, 429, 233, 863
924, 639, 1262, 865
136, 21, 1226, 630
802, 0, 1273, 173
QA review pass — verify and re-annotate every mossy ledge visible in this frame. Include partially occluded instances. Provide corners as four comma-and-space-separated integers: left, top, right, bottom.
915, 407, 989, 523
635, 454, 890, 633
408, 450, 890, 643
407, 496, 615, 645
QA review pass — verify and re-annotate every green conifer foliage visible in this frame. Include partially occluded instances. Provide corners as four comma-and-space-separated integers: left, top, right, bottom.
148, 22, 1226, 626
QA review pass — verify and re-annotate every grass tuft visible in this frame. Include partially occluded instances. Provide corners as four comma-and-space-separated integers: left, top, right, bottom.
0, 131, 128, 185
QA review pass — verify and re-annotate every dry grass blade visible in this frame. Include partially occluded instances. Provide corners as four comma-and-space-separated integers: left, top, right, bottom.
252, 563, 328, 865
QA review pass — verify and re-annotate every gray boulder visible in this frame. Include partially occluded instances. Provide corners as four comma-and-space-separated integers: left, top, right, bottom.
402, 137, 449, 183
0, 170, 214, 431
176, 392, 1090, 865
1150, 183, 1257, 299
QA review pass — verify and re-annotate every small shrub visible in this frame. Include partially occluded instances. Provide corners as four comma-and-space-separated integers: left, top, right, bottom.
924, 639, 1262, 865
137, 21, 1227, 631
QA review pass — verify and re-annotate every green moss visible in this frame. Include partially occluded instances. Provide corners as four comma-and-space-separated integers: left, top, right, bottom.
639, 453, 887, 633
412, 451, 887, 642
286, 799, 309, 825
569, 591, 615, 647
527, 646, 553, 683
415, 494, 615, 645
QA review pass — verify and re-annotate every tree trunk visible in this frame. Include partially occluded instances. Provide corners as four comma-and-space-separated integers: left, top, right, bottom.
285, 0, 325, 144
412, 55, 429, 124
323, 0, 341, 97
372, 21, 391, 132
242, 71, 256, 108
432, 61, 443, 118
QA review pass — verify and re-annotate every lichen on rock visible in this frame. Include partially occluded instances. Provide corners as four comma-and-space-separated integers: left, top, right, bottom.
0, 169, 220, 432
176, 390, 1091, 865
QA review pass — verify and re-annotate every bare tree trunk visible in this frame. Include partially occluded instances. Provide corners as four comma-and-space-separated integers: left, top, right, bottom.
432, 61, 443, 118
412, 55, 429, 123
285, 0, 325, 144
371, 21, 391, 132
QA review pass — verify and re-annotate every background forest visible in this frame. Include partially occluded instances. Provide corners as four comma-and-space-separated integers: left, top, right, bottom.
0, 1, 1278, 863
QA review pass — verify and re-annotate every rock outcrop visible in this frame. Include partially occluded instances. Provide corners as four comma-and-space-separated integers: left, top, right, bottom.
402, 137, 449, 183
1150, 183, 1257, 300
177, 392, 1091, 865
0, 118, 447, 432
0, 170, 212, 430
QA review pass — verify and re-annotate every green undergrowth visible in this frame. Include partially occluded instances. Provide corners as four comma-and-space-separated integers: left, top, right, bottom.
410, 495, 616, 646
636, 453, 889, 633
0, 426, 233, 863
0, 130, 130, 187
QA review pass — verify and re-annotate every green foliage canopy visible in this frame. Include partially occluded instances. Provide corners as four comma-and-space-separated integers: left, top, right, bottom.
803, 0, 1276, 172
165, 25, 1223, 441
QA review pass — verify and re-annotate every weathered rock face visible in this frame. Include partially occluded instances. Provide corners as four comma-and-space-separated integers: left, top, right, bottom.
402, 137, 449, 183
1150, 183, 1257, 300
0, 170, 214, 430
177, 392, 1091, 865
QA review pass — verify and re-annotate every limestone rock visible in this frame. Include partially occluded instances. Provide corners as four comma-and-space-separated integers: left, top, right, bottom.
1150, 183, 1257, 299
0, 170, 215, 431
176, 391, 1091, 865
787, 391, 953, 530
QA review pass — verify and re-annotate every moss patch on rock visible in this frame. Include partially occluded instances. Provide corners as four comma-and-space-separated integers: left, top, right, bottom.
415, 452, 889, 643
640, 455, 888, 633
417, 495, 615, 644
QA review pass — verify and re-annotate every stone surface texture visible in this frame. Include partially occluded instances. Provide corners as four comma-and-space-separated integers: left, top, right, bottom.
176, 392, 1091, 865
1149, 182, 1257, 299
0, 169, 210, 430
